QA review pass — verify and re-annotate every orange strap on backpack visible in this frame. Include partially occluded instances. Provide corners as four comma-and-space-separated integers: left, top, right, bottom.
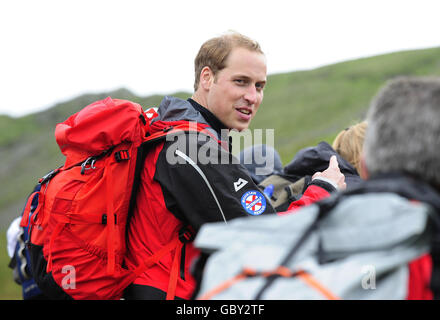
198, 267, 341, 300
126, 226, 195, 300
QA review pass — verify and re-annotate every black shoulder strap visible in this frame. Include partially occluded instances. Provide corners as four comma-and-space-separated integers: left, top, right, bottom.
253, 179, 404, 299
254, 193, 343, 299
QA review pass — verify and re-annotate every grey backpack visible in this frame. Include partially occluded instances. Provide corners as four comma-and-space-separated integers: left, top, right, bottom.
194, 177, 440, 300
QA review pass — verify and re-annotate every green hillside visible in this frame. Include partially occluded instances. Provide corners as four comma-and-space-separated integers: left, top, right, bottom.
1, 46, 440, 299
252, 46, 440, 161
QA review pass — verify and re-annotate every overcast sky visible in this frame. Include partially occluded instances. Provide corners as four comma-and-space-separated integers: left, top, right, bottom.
1, 0, 439, 117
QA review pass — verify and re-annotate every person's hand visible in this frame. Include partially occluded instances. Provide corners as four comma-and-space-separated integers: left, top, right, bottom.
312, 155, 346, 190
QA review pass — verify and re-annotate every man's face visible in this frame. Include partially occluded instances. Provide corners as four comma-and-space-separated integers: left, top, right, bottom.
204, 47, 267, 131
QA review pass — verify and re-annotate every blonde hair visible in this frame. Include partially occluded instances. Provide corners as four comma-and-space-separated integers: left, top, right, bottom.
332, 121, 367, 174
193, 31, 263, 91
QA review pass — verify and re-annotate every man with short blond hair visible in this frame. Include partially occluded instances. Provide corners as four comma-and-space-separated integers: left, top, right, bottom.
124, 32, 345, 299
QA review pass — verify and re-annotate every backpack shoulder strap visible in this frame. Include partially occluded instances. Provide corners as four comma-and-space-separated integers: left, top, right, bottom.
127, 121, 212, 219
125, 122, 209, 300
253, 192, 344, 299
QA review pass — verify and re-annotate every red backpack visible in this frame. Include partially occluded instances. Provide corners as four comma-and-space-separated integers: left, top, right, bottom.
20, 97, 208, 300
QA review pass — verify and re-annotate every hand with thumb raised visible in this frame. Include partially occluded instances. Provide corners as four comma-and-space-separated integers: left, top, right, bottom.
312, 155, 346, 190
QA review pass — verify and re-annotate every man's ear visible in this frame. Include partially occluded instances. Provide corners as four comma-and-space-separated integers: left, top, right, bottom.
359, 152, 369, 180
199, 66, 214, 91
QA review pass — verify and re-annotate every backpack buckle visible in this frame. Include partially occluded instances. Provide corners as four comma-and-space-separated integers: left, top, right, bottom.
101, 214, 117, 225
139, 114, 147, 125
114, 150, 130, 162
178, 226, 195, 243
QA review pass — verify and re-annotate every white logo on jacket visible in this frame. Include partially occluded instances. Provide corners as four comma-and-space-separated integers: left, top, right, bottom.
234, 178, 248, 192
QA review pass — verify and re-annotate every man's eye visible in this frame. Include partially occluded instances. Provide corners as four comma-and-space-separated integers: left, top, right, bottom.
234, 79, 245, 85
256, 83, 265, 90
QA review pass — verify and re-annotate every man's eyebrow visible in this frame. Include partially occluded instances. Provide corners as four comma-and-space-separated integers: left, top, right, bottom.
234, 74, 267, 83
233, 74, 251, 80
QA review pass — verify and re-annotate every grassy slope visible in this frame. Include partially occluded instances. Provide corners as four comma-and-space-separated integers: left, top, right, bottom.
251, 46, 440, 162
0, 232, 21, 299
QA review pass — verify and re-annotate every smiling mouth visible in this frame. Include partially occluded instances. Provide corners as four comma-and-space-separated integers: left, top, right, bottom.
236, 108, 251, 115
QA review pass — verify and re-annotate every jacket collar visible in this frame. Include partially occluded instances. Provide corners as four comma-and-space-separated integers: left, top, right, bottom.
187, 98, 228, 137
351, 173, 440, 213
152, 96, 228, 141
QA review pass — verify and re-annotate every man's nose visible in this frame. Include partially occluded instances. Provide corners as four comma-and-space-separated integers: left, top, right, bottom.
244, 86, 258, 105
